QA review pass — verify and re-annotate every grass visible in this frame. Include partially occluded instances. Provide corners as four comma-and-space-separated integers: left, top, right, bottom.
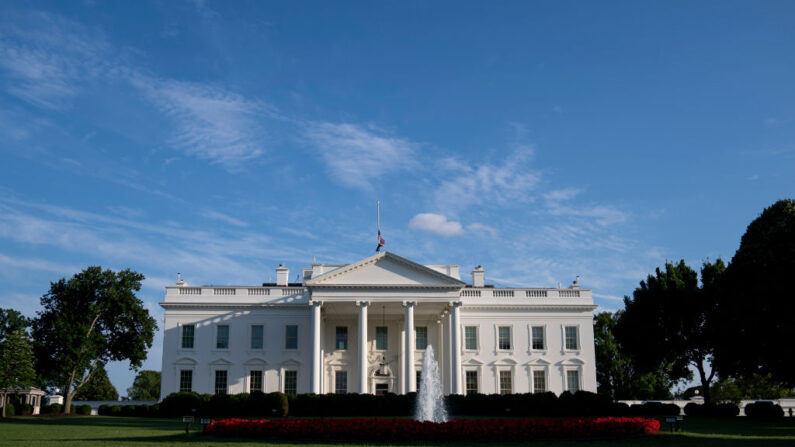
1, 416, 795, 446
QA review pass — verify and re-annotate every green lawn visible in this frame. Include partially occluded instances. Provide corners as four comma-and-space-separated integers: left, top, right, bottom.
1, 416, 795, 446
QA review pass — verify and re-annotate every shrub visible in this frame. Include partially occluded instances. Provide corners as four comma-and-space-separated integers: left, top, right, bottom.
4, 402, 15, 417
76, 404, 92, 415
205, 417, 661, 441
97, 404, 111, 415
110, 405, 122, 416
745, 401, 784, 418
120, 405, 136, 417
158, 392, 207, 418
244, 391, 288, 417
41, 404, 62, 414
685, 402, 740, 418
629, 402, 680, 416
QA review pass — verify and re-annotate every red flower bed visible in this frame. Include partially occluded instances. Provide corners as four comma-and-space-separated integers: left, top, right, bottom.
205, 417, 660, 442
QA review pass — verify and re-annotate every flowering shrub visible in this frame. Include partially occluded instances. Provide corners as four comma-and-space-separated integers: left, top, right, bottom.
205, 417, 660, 442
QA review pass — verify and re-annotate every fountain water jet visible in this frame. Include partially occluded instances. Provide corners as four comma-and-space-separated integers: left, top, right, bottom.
414, 344, 448, 423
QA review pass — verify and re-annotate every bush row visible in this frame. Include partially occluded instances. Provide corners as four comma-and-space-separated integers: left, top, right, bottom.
684, 402, 740, 418
205, 417, 661, 442
744, 401, 784, 418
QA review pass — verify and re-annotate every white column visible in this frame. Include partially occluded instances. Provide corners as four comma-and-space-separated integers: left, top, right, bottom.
404, 301, 416, 393
451, 301, 463, 394
311, 300, 322, 393
357, 301, 369, 394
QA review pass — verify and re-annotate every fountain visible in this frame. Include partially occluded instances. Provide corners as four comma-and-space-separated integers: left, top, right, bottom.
414, 344, 448, 423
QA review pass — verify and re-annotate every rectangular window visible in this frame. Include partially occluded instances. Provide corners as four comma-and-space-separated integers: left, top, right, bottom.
533, 370, 546, 393
216, 325, 229, 349
335, 370, 347, 394
181, 325, 194, 349
531, 326, 545, 350
567, 370, 580, 393
214, 370, 228, 395
179, 370, 192, 392
284, 370, 297, 395
565, 326, 579, 350
465, 370, 478, 395
251, 325, 264, 350
336, 326, 348, 350
285, 325, 298, 350
499, 370, 512, 395
416, 370, 422, 390
250, 370, 263, 392
415, 326, 427, 350
464, 326, 478, 350
376, 326, 388, 350
498, 326, 512, 350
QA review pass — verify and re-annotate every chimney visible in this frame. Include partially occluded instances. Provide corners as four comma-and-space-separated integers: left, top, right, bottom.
276, 264, 289, 286
471, 265, 485, 288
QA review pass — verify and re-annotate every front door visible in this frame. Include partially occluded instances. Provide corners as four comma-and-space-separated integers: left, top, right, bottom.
375, 383, 389, 395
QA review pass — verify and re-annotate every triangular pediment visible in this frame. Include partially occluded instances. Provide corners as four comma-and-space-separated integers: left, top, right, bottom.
307, 252, 465, 288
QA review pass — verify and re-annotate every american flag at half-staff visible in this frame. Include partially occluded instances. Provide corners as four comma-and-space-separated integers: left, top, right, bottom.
376, 201, 385, 252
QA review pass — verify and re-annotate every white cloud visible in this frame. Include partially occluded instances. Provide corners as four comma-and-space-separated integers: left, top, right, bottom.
543, 188, 582, 202
131, 75, 270, 170
408, 213, 464, 236
201, 210, 249, 227
432, 147, 539, 214
305, 122, 416, 190
466, 222, 498, 236
0, 11, 109, 109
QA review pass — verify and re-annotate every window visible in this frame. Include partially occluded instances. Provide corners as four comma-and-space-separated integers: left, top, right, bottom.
336, 326, 348, 350
181, 325, 194, 349
375, 383, 389, 395
179, 370, 192, 392
376, 326, 388, 350
465, 370, 478, 394
566, 370, 580, 393
533, 370, 546, 393
285, 325, 298, 350
464, 326, 478, 350
250, 370, 263, 392
498, 326, 512, 350
416, 370, 422, 390
251, 325, 264, 350
499, 370, 512, 395
216, 325, 229, 349
531, 326, 545, 350
214, 370, 228, 395
415, 326, 427, 350
335, 371, 347, 394
565, 326, 579, 350
284, 370, 297, 394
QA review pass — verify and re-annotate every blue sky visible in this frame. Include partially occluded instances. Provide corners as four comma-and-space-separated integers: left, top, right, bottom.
1, 1, 793, 395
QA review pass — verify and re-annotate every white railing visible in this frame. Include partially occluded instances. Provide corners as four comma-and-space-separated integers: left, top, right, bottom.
559, 290, 580, 298
525, 290, 548, 297
459, 288, 585, 299
213, 288, 236, 296
282, 288, 304, 296
248, 288, 270, 296
179, 287, 202, 295
461, 289, 481, 297
493, 290, 515, 297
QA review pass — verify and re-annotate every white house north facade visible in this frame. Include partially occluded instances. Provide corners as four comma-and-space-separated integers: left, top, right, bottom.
159, 251, 597, 397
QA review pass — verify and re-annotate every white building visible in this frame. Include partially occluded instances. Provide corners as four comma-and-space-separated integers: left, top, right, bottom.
159, 251, 597, 398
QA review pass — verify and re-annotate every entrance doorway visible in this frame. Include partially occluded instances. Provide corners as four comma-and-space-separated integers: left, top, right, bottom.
375, 383, 389, 395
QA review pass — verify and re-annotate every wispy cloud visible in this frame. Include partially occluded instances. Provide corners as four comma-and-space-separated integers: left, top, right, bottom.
201, 209, 249, 227
0, 11, 109, 109
131, 75, 271, 170
433, 147, 540, 214
408, 213, 464, 236
467, 222, 498, 236
305, 122, 416, 191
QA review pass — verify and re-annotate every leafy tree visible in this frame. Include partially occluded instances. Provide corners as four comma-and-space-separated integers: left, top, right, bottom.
594, 311, 673, 400
0, 329, 36, 418
31, 267, 157, 414
0, 308, 28, 339
714, 199, 795, 385
126, 370, 161, 401
615, 259, 724, 404
74, 364, 118, 401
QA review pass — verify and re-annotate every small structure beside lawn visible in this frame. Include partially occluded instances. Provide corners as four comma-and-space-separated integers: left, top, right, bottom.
1, 386, 46, 415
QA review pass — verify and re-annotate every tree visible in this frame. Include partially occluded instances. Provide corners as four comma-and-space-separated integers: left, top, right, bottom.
714, 199, 795, 385
0, 329, 36, 418
126, 370, 161, 401
74, 364, 118, 401
0, 308, 28, 339
594, 311, 674, 400
31, 267, 157, 414
615, 259, 725, 404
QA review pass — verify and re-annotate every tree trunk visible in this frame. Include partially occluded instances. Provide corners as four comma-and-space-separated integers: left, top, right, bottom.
695, 358, 715, 405
63, 371, 75, 415
1, 392, 6, 418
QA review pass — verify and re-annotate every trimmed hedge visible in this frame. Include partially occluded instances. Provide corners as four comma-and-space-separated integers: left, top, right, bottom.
684, 402, 739, 418
74, 404, 92, 415
4, 402, 15, 417
744, 401, 784, 418
40, 404, 62, 414
628, 402, 681, 416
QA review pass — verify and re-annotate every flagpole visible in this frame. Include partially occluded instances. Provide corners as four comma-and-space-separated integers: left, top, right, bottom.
377, 201, 381, 233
